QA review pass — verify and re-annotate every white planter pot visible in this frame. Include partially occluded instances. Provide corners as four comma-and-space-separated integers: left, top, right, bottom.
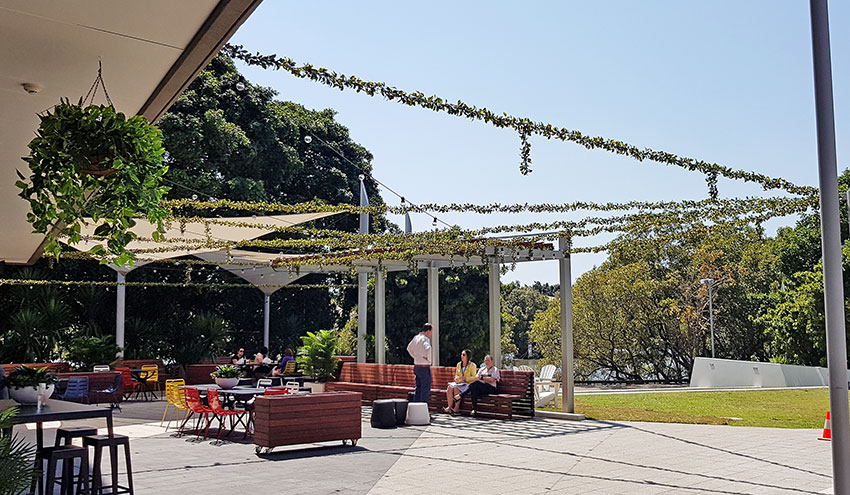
10, 384, 55, 405
214, 377, 239, 389
306, 382, 325, 394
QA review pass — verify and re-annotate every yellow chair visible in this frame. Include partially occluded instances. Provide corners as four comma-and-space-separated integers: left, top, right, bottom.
141, 364, 160, 394
161, 379, 188, 430
283, 360, 296, 375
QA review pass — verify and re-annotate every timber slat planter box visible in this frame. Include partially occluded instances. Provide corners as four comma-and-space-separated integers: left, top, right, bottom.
253, 391, 362, 454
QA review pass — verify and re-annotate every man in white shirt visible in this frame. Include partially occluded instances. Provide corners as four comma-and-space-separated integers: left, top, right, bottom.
406, 323, 433, 403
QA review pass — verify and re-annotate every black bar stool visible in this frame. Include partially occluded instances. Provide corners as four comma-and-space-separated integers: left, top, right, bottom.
371, 399, 397, 429
55, 426, 98, 447
40, 445, 90, 495
83, 434, 134, 495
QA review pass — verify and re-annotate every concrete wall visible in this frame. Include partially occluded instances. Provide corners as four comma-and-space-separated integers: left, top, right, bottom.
689, 357, 848, 388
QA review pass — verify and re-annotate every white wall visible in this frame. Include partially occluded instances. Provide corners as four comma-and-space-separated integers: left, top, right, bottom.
689, 357, 849, 388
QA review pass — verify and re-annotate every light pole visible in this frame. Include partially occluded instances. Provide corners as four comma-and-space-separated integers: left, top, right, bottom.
700, 278, 715, 358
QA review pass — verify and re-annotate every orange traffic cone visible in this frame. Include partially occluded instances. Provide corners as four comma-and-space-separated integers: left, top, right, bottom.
819, 411, 832, 441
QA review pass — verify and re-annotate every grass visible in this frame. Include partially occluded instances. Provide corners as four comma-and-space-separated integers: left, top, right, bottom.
540, 388, 833, 428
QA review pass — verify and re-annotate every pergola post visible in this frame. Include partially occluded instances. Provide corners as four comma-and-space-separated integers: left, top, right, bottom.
427, 265, 440, 366
115, 271, 126, 358
374, 268, 386, 364
357, 271, 368, 363
263, 293, 271, 349
558, 237, 575, 413
488, 261, 501, 366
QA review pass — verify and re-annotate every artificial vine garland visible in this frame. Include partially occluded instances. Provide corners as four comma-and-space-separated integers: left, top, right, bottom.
222, 44, 817, 197
0, 278, 356, 291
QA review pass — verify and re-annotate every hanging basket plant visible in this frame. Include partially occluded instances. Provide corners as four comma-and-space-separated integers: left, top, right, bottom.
15, 97, 169, 266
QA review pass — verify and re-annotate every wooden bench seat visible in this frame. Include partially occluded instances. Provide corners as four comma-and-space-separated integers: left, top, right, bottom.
326, 362, 534, 419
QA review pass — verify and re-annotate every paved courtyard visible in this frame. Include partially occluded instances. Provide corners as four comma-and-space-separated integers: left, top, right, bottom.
13, 401, 834, 494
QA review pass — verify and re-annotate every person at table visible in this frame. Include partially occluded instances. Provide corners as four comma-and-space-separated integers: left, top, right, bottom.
444, 349, 476, 414
231, 347, 246, 365
406, 323, 433, 403
252, 346, 273, 379
271, 348, 295, 377
461, 354, 500, 416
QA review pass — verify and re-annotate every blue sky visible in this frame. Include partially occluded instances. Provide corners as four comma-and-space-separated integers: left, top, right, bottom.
230, 1, 849, 284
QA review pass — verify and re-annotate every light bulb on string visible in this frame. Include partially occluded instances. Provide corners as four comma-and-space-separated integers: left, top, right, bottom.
304, 135, 312, 144
432, 217, 438, 227
235, 82, 246, 91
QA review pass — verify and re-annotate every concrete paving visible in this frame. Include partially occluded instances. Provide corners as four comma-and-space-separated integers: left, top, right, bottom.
11, 400, 834, 494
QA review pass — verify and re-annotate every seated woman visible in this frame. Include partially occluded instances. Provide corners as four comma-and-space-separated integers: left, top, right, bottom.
461, 354, 500, 416
271, 348, 296, 377
443, 349, 476, 414
252, 346, 273, 379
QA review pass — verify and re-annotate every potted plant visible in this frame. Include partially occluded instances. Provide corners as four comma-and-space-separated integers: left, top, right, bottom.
64, 335, 121, 371
210, 365, 241, 389
15, 98, 170, 266
296, 330, 340, 393
0, 408, 36, 495
3, 366, 57, 404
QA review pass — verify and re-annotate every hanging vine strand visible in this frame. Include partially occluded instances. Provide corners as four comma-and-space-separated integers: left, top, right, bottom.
222, 44, 817, 197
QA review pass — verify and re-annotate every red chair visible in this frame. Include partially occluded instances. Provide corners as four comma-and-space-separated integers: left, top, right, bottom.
115, 367, 140, 400
179, 387, 213, 440
263, 387, 290, 396
207, 389, 248, 443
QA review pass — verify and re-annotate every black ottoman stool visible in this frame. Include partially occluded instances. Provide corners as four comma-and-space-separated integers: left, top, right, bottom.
371, 399, 397, 429
390, 399, 408, 425
407, 391, 415, 402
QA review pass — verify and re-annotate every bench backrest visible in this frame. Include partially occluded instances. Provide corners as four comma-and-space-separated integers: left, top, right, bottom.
336, 362, 533, 398
1, 362, 72, 375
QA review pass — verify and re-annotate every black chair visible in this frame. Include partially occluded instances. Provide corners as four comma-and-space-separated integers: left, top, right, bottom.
92, 373, 123, 410
371, 399, 397, 429
390, 398, 409, 425
0, 366, 7, 400
84, 434, 135, 495
40, 445, 90, 495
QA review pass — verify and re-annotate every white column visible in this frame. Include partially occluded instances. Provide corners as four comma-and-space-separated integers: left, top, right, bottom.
116, 272, 126, 358
427, 265, 440, 366
559, 237, 575, 413
375, 269, 386, 364
263, 294, 271, 349
488, 261, 501, 366
357, 271, 368, 363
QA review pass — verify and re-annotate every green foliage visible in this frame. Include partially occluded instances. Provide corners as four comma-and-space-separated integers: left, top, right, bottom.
335, 313, 358, 356
502, 283, 548, 358
210, 365, 241, 379
15, 99, 169, 265
64, 335, 120, 371
296, 330, 339, 381
168, 312, 231, 369
0, 408, 36, 495
4, 366, 57, 388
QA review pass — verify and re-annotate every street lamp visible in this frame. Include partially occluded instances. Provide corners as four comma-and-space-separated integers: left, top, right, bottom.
700, 278, 715, 358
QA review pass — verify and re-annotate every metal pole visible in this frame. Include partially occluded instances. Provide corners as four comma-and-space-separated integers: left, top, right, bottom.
427, 265, 440, 366
558, 237, 574, 413
810, 2, 850, 493
357, 272, 368, 363
115, 272, 126, 359
708, 283, 715, 359
845, 190, 850, 239
263, 294, 270, 349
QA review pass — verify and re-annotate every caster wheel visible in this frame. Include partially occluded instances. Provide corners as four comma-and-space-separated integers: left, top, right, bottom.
255, 446, 262, 455
351, 439, 358, 446
341, 439, 348, 446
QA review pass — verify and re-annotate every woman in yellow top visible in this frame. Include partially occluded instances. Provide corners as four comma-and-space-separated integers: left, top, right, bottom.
443, 349, 477, 414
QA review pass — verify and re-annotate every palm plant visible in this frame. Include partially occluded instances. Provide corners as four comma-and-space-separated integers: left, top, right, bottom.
296, 330, 339, 382
0, 408, 36, 495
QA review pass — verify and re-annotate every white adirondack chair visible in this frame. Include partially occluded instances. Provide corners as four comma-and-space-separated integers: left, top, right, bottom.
534, 364, 560, 408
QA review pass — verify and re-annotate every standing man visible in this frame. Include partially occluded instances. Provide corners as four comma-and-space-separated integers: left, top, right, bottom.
407, 323, 433, 403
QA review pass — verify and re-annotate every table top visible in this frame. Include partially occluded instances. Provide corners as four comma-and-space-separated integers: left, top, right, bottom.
182, 384, 266, 395
9, 399, 112, 425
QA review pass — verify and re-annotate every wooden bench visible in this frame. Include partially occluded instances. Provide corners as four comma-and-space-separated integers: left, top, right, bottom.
253, 391, 362, 454
185, 364, 219, 385
325, 363, 534, 419
55, 372, 123, 405
2, 362, 72, 375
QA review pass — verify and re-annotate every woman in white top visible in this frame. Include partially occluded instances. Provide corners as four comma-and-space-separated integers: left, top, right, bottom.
461, 354, 500, 416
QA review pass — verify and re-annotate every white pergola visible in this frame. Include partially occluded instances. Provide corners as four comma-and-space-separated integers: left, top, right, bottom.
210, 237, 577, 412
65, 212, 337, 354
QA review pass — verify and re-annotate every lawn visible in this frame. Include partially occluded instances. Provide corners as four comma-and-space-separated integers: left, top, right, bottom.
542, 388, 833, 428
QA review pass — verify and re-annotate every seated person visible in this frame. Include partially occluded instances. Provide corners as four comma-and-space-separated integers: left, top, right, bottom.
444, 349, 476, 414
461, 354, 500, 416
252, 346, 273, 379
231, 347, 246, 365
272, 348, 296, 377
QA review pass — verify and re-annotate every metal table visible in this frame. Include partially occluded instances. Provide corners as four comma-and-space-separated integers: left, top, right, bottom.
129, 368, 158, 401
8, 400, 114, 494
